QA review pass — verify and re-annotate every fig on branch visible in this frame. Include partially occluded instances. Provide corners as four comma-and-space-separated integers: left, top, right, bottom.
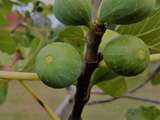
35, 42, 83, 88
103, 35, 150, 76
54, 0, 92, 26
98, 0, 156, 24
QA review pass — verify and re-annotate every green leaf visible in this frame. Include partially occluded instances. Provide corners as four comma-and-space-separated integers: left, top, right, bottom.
152, 72, 160, 85
12, 31, 33, 47
91, 66, 117, 85
0, 51, 11, 65
0, 0, 12, 25
156, 116, 160, 120
156, 0, 160, 9
117, 8, 160, 53
0, 80, 8, 104
20, 0, 31, 4
96, 64, 151, 97
97, 76, 128, 97
91, 60, 118, 85
0, 30, 17, 54
126, 106, 160, 120
53, 26, 85, 54
125, 67, 150, 90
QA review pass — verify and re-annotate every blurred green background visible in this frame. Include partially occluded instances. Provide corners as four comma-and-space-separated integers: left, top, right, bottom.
0, 80, 159, 120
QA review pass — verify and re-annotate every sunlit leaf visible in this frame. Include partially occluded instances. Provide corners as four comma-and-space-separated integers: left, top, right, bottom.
97, 76, 128, 97
117, 8, 160, 53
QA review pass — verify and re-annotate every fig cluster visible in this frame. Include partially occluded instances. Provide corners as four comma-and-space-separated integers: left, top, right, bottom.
98, 0, 156, 24
54, 0, 155, 25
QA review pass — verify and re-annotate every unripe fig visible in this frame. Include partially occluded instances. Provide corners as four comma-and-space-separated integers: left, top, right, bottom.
98, 0, 156, 24
99, 30, 120, 53
103, 35, 150, 76
35, 42, 83, 88
54, 0, 92, 26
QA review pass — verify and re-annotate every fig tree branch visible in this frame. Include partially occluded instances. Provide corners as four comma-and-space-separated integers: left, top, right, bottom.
69, 24, 106, 120
88, 94, 160, 105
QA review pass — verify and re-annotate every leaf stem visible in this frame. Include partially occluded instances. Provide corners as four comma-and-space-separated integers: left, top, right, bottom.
0, 71, 39, 81
150, 53, 160, 62
69, 24, 106, 120
20, 81, 60, 120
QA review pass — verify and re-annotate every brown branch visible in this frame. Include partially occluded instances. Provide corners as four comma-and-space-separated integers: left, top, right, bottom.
69, 24, 106, 120
88, 94, 160, 105
88, 97, 118, 105
122, 94, 160, 104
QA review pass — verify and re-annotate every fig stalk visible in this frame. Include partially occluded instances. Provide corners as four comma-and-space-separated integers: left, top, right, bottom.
69, 24, 106, 120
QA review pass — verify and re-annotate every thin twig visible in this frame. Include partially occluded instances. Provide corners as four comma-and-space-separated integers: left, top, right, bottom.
123, 94, 160, 104
129, 64, 160, 93
10, 49, 60, 120
88, 97, 118, 105
88, 94, 160, 105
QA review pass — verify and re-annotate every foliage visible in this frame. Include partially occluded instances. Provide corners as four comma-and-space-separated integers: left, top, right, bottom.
1, 0, 160, 120
126, 106, 160, 120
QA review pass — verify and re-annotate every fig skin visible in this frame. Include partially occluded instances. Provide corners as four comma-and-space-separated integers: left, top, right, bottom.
35, 42, 83, 88
103, 35, 150, 76
54, 0, 92, 26
99, 0, 156, 24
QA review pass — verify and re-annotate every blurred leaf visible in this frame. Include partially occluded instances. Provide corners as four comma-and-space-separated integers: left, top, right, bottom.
53, 26, 85, 54
91, 61, 118, 85
117, 8, 160, 53
156, 116, 160, 120
0, 30, 17, 54
12, 31, 33, 47
0, 51, 11, 65
19, 0, 31, 4
96, 64, 154, 97
91, 66, 117, 85
126, 106, 160, 120
156, 0, 160, 9
0, 80, 8, 104
125, 67, 150, 90
0, 0, 12, 25
151, 71, 160, 85
97, 76, 127, 97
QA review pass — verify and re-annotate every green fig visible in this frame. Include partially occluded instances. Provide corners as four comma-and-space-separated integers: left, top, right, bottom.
54, 0, 92, 26
35, 42, 83, 88
103, 35, 150, 76
98, 0, 156, 24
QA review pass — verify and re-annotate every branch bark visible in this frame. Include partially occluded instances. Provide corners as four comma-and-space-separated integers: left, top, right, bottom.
69, 24, 106, 120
